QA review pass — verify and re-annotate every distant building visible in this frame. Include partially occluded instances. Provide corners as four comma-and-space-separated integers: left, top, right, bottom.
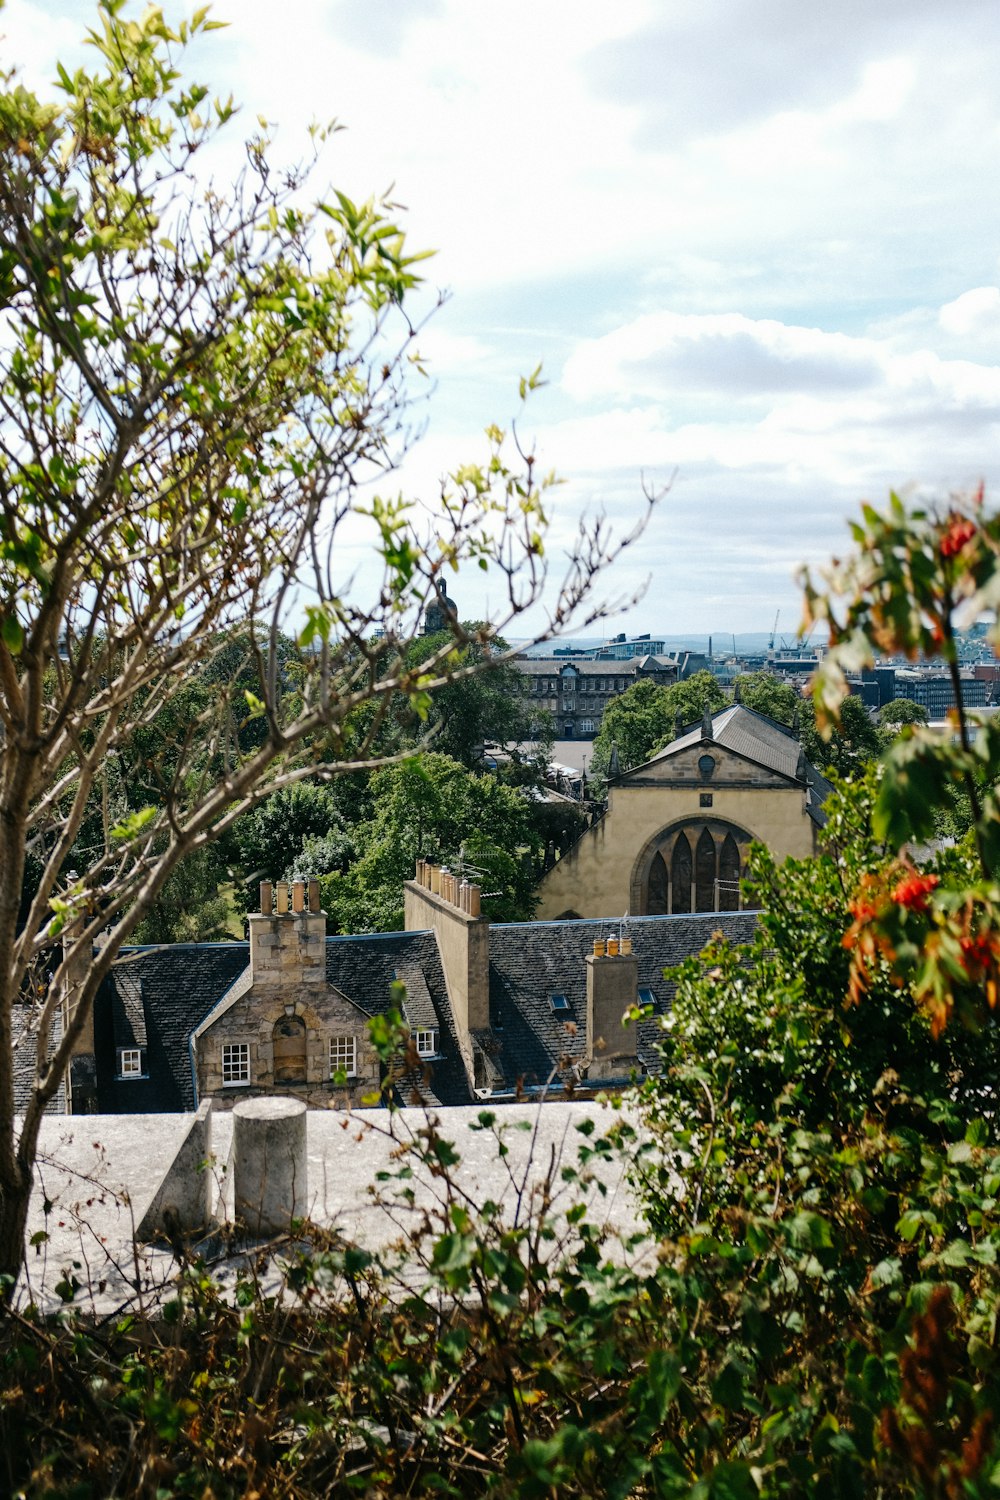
513, 654, 679, 739
421, 580, 458, 635
593, 632, 669, 660
893, 669, 988, 718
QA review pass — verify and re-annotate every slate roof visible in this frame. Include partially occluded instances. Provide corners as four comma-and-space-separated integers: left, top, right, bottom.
322, 929, 470, 1107
11, 1004, 65, 1115
92, 929, 470, 1113
645, 704, 833, 827
484, 910, 758, 1093
94, 944, 248, 1114
30, 909, 758, 1115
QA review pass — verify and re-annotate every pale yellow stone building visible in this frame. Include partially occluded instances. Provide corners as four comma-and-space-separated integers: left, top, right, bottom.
535, 705, 831, 921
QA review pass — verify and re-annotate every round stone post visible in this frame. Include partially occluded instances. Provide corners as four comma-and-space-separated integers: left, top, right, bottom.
232, 1096, 308, 1236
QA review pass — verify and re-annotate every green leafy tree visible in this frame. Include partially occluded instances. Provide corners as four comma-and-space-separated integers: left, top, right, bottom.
229, 783, 349, 914
799, 691, 881, 777
402, 628, 539, 768
321, 753, 540, 931
590, 670, 726, 779
733, 669, 801, 725
0, 5, 646, 1291
879, 696, 930, 730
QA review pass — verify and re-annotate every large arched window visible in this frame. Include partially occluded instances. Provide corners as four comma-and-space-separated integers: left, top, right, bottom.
695, 828, 716, 912
672, 834, 692, 915
633, 819, 754, 915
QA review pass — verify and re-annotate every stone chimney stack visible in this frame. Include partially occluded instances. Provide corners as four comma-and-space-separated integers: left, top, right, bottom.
585, 936, 639, 1080
61, 893, 97, 1113
404, 862, 489, 1043
249, 879, 326, 991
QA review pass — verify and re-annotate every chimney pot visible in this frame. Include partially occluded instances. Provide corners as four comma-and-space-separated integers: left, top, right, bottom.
620, 937, 633, 956
260, 880, 273, 916
607, 936, 620, 957
308, 879, 320, 913
292, 880, 305, 913
468, 884, 481, 918
430, 865, 442, 895
276, 880, 289, 914
593, 938, 606, 957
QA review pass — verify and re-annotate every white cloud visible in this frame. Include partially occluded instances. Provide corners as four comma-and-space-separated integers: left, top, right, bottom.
939, 287, 1000, 339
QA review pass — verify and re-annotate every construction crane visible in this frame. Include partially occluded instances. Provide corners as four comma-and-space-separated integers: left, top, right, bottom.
767, 609, 780, 660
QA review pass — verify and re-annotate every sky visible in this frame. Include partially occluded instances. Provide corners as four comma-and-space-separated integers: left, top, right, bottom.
6, 0, 1000, 642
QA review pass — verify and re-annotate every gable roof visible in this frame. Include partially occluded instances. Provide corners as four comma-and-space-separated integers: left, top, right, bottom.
638, 704, 833, 825
11, 1004, 65, 1114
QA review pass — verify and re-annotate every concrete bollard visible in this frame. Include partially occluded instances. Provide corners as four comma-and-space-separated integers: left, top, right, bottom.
232, 1096, 307, 1236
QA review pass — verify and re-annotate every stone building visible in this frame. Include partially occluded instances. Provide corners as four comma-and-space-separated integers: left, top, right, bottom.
25, 871, 757, 1116
191, 880, 382, 1107
514, 654, 679, 739
535, 704, 831, 921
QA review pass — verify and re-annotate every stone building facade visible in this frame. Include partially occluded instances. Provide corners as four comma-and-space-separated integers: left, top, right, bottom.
514, 654, 679, 739
535, 705, 830, 920
192, 880, 380, 1107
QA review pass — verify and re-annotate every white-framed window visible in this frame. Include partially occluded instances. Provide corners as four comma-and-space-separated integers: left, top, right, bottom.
413, 1028, 438, 1058
118, 1047, 144, 1079
330, 1034, 357, 1078
222, 1042, 251, 1087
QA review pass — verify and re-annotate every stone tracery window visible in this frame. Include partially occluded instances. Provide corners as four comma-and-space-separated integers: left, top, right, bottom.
695, 828, 716, 912
637, 820, 752, 915
719, 832, 741, 911
648, 851, 669, 915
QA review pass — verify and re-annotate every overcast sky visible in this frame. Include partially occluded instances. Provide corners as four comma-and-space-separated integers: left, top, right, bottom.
6, 1, 1000, 640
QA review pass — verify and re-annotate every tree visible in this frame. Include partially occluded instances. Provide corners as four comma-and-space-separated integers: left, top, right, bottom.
321, 752, 541, 931
803, 487, 1000, 1035
0, 6, 648, 1291
589, 670, 726, 779
878, 696, 930, 730
229, 783, 349, 915
799, 691, 881, 777
401, 628, 538, 768
733, 669, 800, 726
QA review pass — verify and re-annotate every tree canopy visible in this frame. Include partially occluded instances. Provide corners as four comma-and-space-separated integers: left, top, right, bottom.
0, 2, 647, 1290
589, 670, 726, 779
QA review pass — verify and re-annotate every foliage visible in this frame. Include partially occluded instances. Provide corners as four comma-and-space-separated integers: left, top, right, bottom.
733, 669, 801, 726
401, 628, 540, 768
803, 486, 1000, 1034
229, 783, 350, 914
625, 762, 1000, 1495
880, 697, 931, 729
319, 752, 540, 930
798, 692, 882, 778
0, 1, 649, 1291
589, 670, 726, 780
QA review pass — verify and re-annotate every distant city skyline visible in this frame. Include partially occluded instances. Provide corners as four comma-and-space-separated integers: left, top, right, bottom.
7, 1, 1000, 634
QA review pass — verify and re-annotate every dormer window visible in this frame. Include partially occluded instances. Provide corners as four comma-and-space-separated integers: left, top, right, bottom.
414, 1028, 438, 1058
118, 1047, 146, 1079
